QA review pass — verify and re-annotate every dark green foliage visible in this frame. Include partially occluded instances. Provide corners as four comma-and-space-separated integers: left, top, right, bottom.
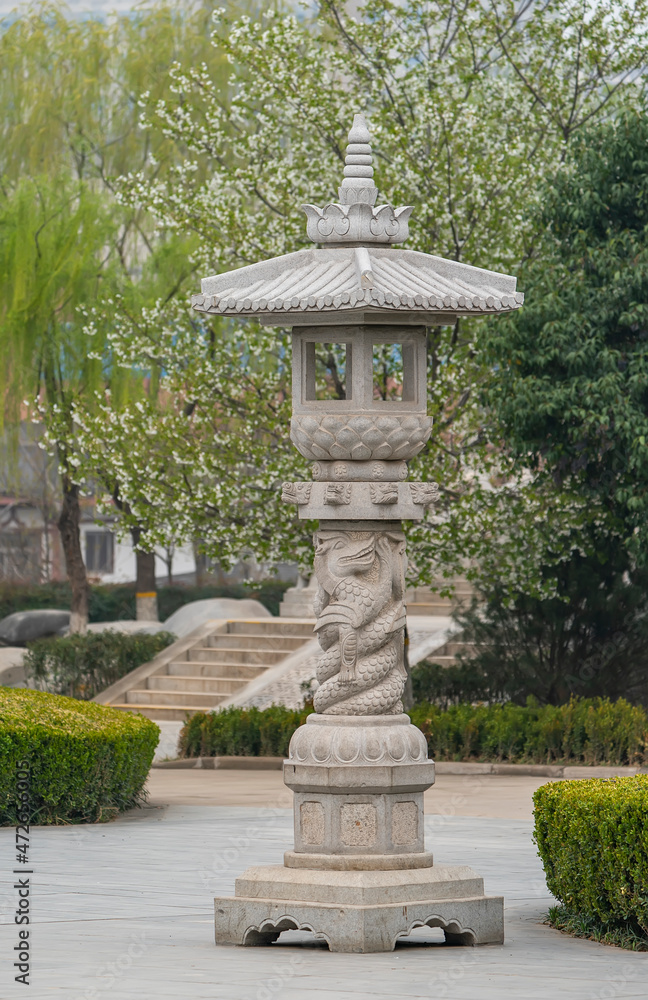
411, 656, 492, 708
24, 631, 175, 700
534, 776, 648, 944
486, 110, 648, 561
547, 904, 648, 951
0, 579, 291, 623
179, 704, 314, 759
0, 687, 158, 825
468, 112, 648, 702
88, 585, 138, 623
156, 581, 291, 620
0, 582, 76, 620
435, 552, 648, 706
408, 697, 648, 765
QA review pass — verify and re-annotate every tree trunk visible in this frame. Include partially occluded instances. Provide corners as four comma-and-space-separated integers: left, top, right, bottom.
193, 542, 208, 586
164, 545, 174, 586
131, 528, 158, 621
57, 476, 89, 633
111, 491, 159, 621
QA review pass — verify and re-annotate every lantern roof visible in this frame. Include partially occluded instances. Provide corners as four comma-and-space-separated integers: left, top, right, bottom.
192, 113, 523, 326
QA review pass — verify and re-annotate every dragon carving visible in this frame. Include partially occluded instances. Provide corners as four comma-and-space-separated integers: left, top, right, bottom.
312, 528, 407, 715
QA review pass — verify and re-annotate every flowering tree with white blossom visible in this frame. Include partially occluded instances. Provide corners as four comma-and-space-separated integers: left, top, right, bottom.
77, 0, 648, 597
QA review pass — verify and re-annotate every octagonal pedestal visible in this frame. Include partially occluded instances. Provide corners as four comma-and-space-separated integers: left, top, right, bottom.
213, 715, 504, 953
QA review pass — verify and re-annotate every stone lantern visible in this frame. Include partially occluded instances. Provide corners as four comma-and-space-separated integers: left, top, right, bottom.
192, 114, 523, 953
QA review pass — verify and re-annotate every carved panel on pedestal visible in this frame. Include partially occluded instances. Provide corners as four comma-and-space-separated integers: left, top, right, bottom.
340, 804, 377, 847
300, 801, 325, 845
391, 801, 418, 845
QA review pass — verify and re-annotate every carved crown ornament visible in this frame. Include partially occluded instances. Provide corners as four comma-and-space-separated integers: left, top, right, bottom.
303, 114, 413, 247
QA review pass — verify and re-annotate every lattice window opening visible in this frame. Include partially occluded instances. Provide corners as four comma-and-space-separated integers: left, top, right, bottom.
305, 342, 351, 401
372, 342, 415, 402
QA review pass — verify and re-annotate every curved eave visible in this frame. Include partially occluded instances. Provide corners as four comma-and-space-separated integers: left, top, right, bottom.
192, 246, 524, 324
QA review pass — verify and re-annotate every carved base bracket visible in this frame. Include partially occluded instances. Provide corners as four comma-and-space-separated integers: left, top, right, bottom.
214, 865, 504, 952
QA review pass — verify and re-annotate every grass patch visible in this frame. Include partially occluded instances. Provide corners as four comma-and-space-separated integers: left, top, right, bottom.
547, 905, 648, 951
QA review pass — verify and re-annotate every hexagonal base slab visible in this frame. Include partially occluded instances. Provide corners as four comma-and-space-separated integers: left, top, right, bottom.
214, 864, 504, 953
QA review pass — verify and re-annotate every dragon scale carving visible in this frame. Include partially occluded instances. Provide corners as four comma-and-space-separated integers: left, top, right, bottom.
312, 528, 407, 715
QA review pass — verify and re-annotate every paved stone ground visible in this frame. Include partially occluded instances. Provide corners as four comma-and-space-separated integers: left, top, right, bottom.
145, 769, 552, 820
1, 794, 646, 999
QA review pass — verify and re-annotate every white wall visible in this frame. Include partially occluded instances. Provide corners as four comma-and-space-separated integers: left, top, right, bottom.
79, 523, 196, 585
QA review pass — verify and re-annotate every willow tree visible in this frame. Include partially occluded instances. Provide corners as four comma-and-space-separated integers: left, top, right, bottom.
0, 1, 233, 623
0, 177, 116, 630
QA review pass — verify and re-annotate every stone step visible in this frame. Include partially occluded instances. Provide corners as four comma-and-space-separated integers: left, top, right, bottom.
125, 689, 230, 707
416, 655, 461, 668
406, 603, 459, 616
279, 597, 316, 617
227, 620, 314, 637
428, 641, 475, 657
180, 648, 288, 666
206, 634, 307, 651
167, 661, 267, 679
112, 704, 204, 721
147, 675, 248, 694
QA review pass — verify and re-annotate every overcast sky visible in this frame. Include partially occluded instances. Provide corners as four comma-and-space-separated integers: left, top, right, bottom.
0, 1, 148, 16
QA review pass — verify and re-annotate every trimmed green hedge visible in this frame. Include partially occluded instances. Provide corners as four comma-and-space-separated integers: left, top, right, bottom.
24, 630, 176, 700
178, 698, 648, 764
534, 776, 648, 943
409, 697, 648, 765
0, 688, 158, 825
179, 705, 314, 758
0, 579, 292, 623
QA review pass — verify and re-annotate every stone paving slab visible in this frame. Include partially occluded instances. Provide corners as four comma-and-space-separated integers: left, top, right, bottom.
1, 808, 646, 999
144, 768, 553, 819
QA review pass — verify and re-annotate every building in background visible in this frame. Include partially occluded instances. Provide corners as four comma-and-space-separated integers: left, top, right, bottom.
0, 423, 297, 587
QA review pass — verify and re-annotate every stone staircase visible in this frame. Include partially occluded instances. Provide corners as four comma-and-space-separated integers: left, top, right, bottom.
415, 636, 476, 668
280, 576, 474, 619
406, 577, 474, 616
107, 619, 314, 721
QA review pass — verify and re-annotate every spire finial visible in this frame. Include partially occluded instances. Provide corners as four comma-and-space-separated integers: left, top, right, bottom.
301, 111, 413, 245
338, 112, 378, 207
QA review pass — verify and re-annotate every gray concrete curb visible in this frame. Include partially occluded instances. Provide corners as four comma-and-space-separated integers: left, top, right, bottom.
153, 755, 284, 770
152, 757, 647, 777
434, 761, 647, 778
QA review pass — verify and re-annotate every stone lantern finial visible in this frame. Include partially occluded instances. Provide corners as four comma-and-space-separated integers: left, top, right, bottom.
302, 111, 413, 246
338, 113, 377, 206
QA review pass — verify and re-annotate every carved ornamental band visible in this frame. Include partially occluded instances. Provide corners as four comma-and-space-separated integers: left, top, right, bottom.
410, 483, 440, 507
281, 482, 312, 505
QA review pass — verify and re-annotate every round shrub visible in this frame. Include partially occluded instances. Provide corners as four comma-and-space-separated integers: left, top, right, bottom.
0, 687, 159, 825
534, 776, 648, 940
